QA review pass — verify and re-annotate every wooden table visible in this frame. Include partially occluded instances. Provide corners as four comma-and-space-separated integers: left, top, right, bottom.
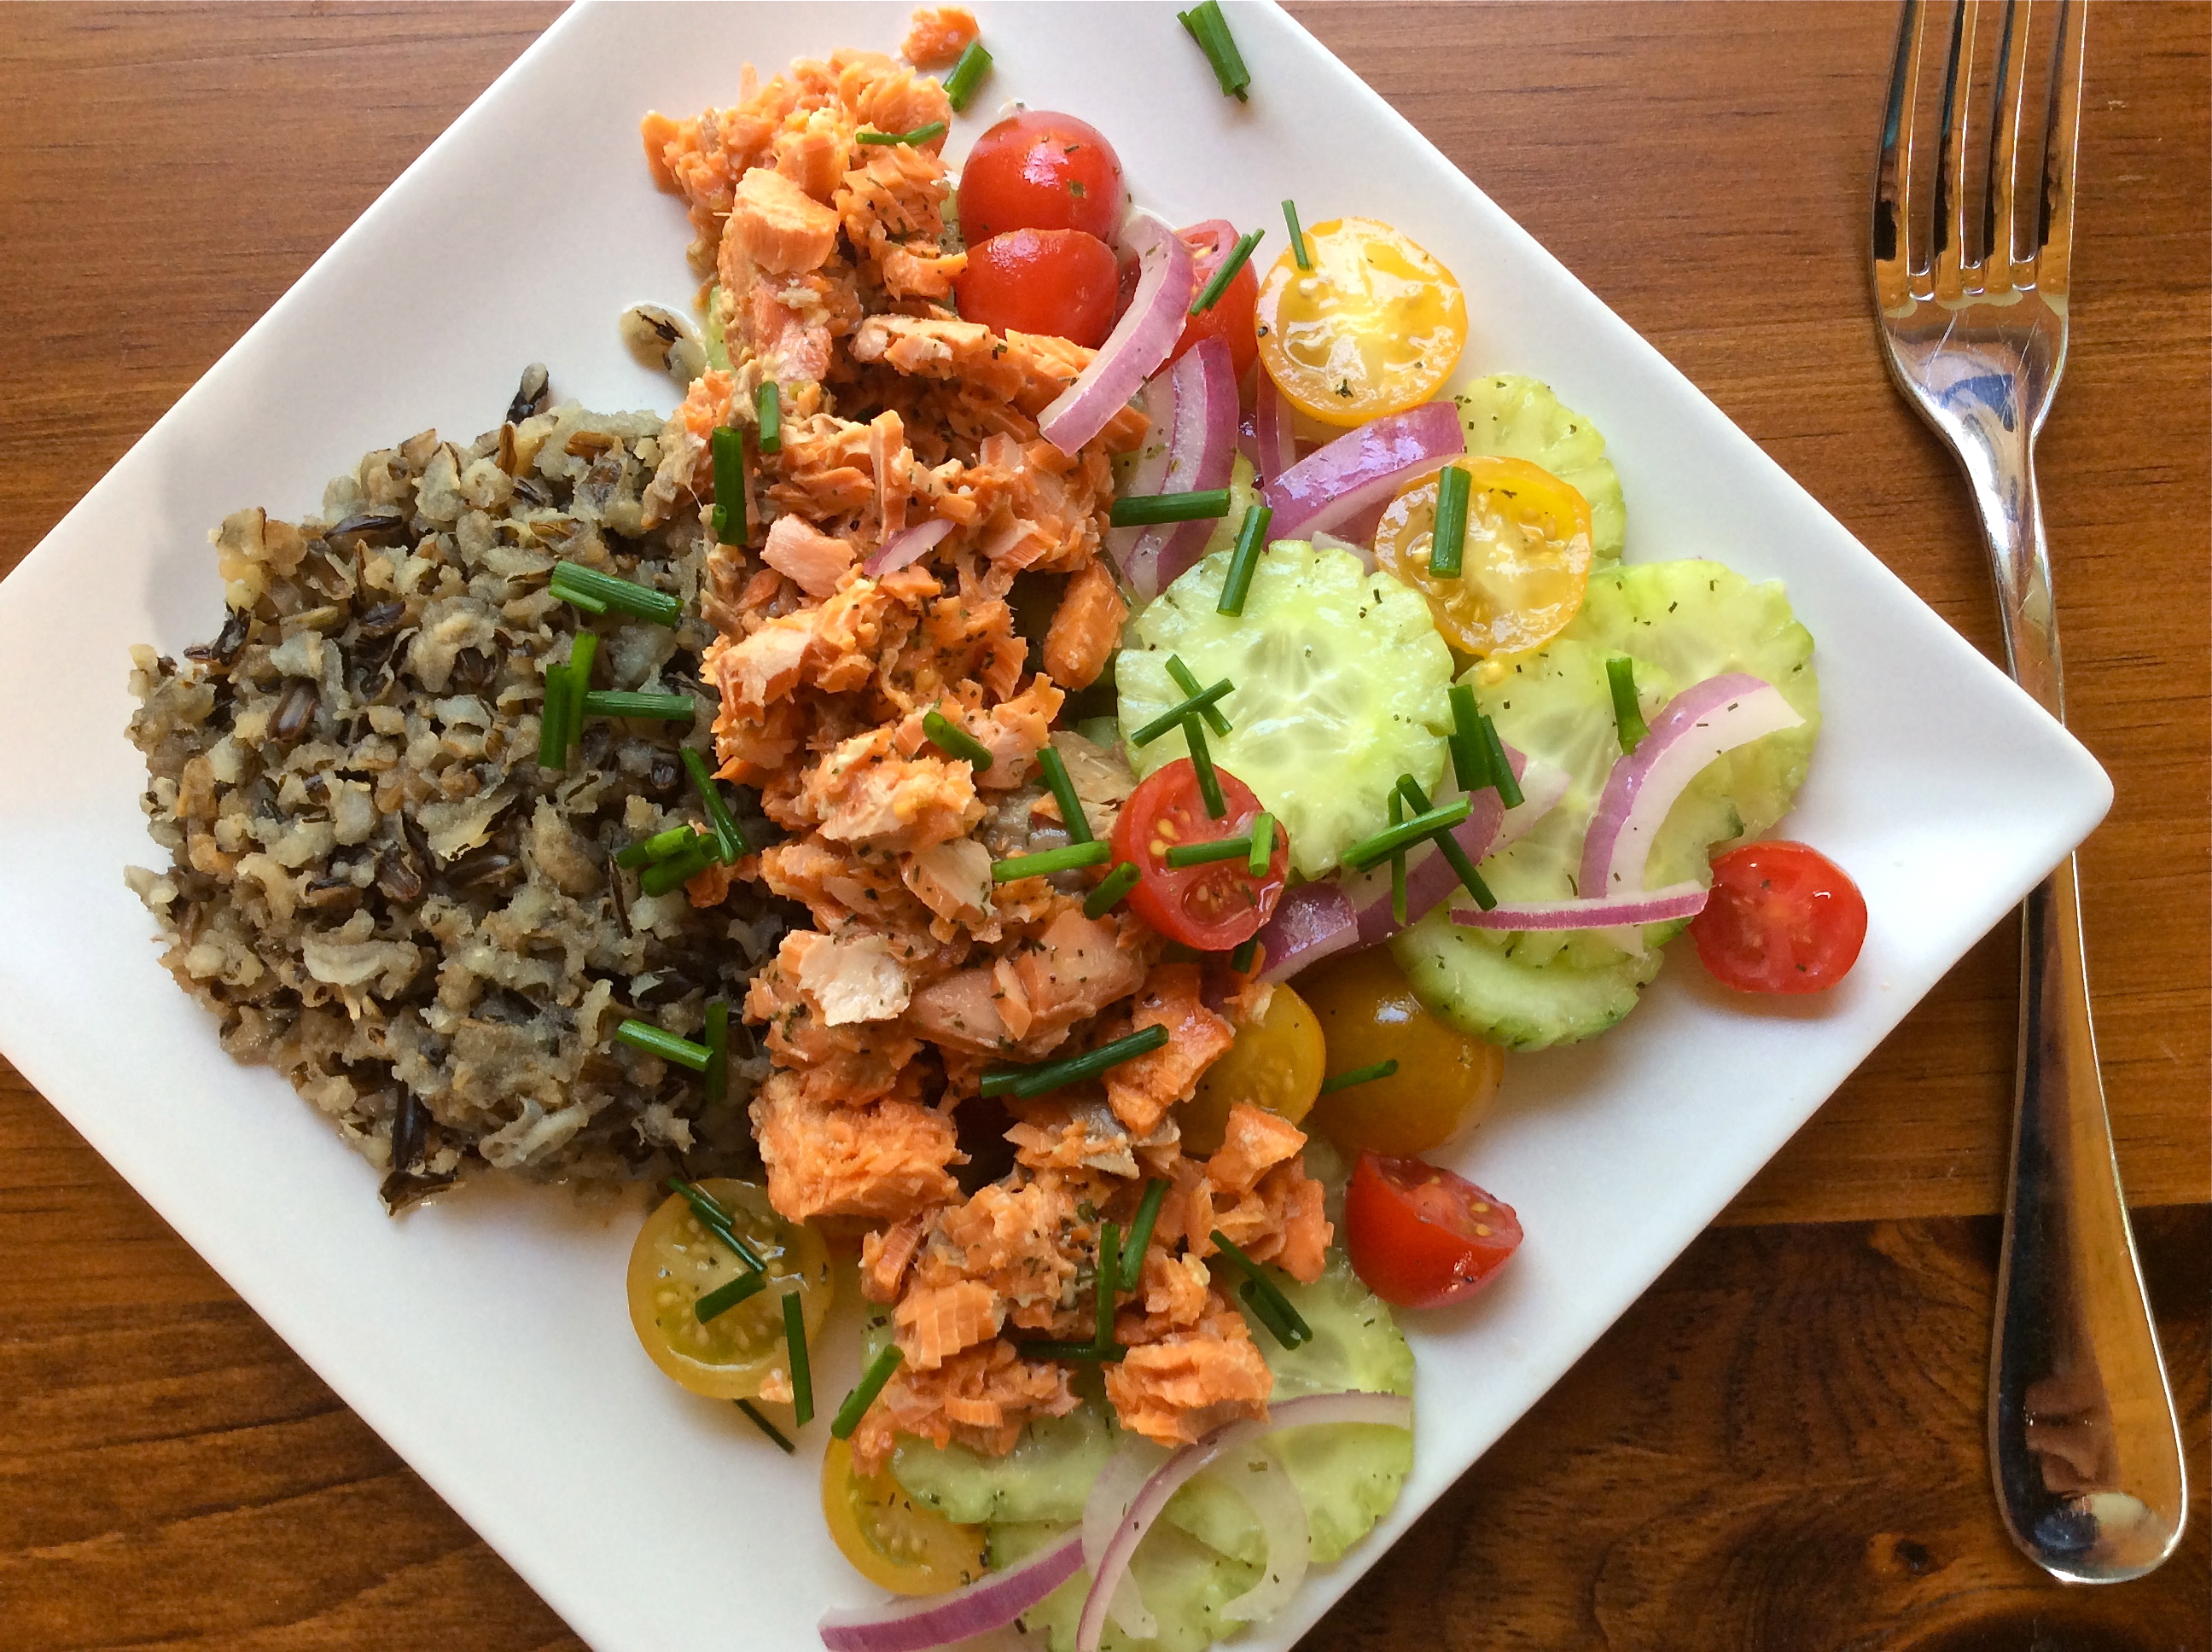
2, 5, 2203, 1647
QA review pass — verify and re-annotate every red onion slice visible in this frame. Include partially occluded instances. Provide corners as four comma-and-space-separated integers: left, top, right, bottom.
863, 516, 953, 577
1254, 372, 1296, 482
1449, 881, 1711, 931
1251, 881, 1359, 984
1498, 754, 1572, 852
1217, 1436, 1311, 1625
1260, 401, 1464, 543
1081, 1436, 1165, 1638
818, 1529, 1083, 1652
1121, 338, 1239, 600
1039, 213, 1195, 457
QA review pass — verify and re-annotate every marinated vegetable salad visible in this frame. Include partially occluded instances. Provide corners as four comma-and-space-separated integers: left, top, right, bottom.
616, 7, 1869, 1649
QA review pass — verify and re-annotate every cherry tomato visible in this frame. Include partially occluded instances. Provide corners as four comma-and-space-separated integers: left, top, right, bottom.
821, 1435, 988, 1596
956, 228, 1120, 346
1109, 759, 1289, 951
1372, 456, 1595, 657
1298, 947, 1503, 1155
1691, 840, 1869, 994
1254, 216, 1467, 426
1344, 1152, 1522, 1309
1166, 219, 1260, 381
956, 110, 1125, 243
626, 1179, 831, 1400
1180, 983, 1324, 1155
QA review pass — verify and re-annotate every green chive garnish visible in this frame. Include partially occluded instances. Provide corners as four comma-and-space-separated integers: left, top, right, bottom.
830, 1344, 905, 1440
920, 707, 993, 771
1179, 0, 1252, 101
1119, 1180, 1168, 1291
1447, 683, 1487, 791
1190, 228, 1263, 317
550, 580, 608, 616
1109, 488, 1232, 528
782, 1288, 813, 1428
1095, 1221, 1121, 1351
696, 1266, 769, 1323
1319, 1057, 1400, 1096
703, 997, 730, 1108
1428, 462, 1471, 579
1341, 799, 1471, 871
582, 690, 696, 722
682, 746, 748, 863
1185, 716, 1226, 818
979, 1024, 1169, 1100
857, 120, 948, 146
1014, 1340, 1129, 1363
1239, 1277, 1302, 1348
562, 631, 598, 753
1166, 654, 1233, 736
538, 663, 571, 770
1215, 502, 1273, 617
1388, 792, 1407, 928
1083, 861, 1141, 919
943, 38, 992, 110
1246, 813, 1276, 876
1163, 835, 1251, 869
736, 1399, 795, 1453
711, 425, 745, 545
1038, 744, 1091, 843
1396, 773, 1494, 910
992, 841, 1112, 882
618, 1017, 712, 1071
549, 561, 683, 627
1130, 677, 1234, 747
754, 381, 781, 456
668, 1176, 765, 1271
1282, 199, 1311, 270
639, 836, 715, 897
1229, 934, 1258, 973
1209, 1229, 1312, 1347
1607, 656, 1648, 754
1478, 711, 1524, 808
615, 823, 706, 870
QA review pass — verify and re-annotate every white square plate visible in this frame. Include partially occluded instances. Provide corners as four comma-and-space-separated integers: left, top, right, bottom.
0, 3, 2108, 1648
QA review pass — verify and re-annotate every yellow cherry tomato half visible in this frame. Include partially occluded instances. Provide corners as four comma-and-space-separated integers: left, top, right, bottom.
1372, 455, 1595, 657
1179, 984, 1326, 1157
1255, 216, 1468, 427
1299, 948, 1503, 1155
626, 1178, 831, 1401
821, 1436, 989, 1596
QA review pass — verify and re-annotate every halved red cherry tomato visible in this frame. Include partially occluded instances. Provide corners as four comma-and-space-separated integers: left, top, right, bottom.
1165, 219, 1260, 381
955, 229, 1120, 346
956, 110, 1125, 243
1691, 840, 1868, 994
1109, 758, 1289, 950
1344, 1152, 1522, 1309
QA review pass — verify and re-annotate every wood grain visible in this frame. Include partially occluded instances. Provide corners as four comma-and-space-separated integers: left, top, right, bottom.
0, 4, 2204, 1649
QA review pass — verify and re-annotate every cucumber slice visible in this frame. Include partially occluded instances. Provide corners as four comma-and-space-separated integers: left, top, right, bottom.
992, 1517, 1258, 1652
1394, 909, 1668, 1050
1119, 541, 1455, 876
1456, 373, 1626, 565
892, 1403, 1119, 1527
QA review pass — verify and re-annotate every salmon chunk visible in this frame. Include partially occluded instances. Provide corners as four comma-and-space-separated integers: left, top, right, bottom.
761, 515, 857, 597
726, 166, 842, 275
1104, 1306, 1273, 1446
895, 1279, 1005, 1370
750, 1071, 961, 1223
902, 5, 980, 67
1103, 964, 1236, 1135
1044, 560, 1127, 690
851, 1338, 1079, 1475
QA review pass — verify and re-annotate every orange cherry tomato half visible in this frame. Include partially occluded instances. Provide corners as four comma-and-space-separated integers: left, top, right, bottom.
1297, 947, 1502, 1156
1254, 216, 1467, 426
955, 228, 1120, 347
1343, 1152, 1522, 1310
1691, 840, 1868, 994
956, 110, 1126, 243
1166, 219, 1260, 381
1109, 758, 1289, 951
1372, 455, 1595, 657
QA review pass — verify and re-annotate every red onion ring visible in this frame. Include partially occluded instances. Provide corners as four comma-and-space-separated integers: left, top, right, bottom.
863, 516, 952, 577
1252, 881, 1360, 983
1342, 746, 1541, 946
1080, 1437, 1165, 1637
818, 1528, 1083, 1652
1121, 337, 1238, 600
1254, 372, 1296, 482
1039, 213, 1195, 456
1450, 881, 1710, 930
1217, 1435, 1311, 1625
1260, 401, 1464, 543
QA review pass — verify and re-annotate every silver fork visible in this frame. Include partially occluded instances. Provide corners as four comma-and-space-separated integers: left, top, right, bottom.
1872, 0, 2186, 1584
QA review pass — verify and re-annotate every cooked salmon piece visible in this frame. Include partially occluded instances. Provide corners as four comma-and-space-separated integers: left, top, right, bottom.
1205, 1102, 1308, 1195
794, 725, 982, 851
1004, 1095, 1144, 1178
918, 1179, 1081, 1319
1013, 906, 1150, 1045
862, 1214, 928, 1305
761, 515, 856, 597
850, 317, 1148, 445
1103, 964, 1236, 1135
902, 5, 979, 67
850, 1338, 1079, 1475
727, 166, 843, 276
1042, 730, 1135, 843
744, 941, 927, 1106
773, 106, 852, 202
1119, 1246, 1214, 1342
1044, 561, 1127, 690
899, 836, 995, 937
786, 929, 914, 1026
750, 1069, 961, 1223
895, 1278, 1004, 1369
881, 244, 968, 300
1103, 1305, 1273, 1446
1208, 1160, 1332, 1284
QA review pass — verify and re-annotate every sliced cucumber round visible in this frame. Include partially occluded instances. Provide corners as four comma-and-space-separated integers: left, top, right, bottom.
1456, 372, 1626, 565
1393, 907, 1668, 1050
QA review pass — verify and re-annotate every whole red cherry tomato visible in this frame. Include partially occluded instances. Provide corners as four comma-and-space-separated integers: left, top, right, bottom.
1691, 840, 1868, 994
957, 111, 1125, 243
1344, 1153, 1522, 1310
955, 229, 1120, 346
1109, 758, 1289, 951
1165, 219, 1260, 381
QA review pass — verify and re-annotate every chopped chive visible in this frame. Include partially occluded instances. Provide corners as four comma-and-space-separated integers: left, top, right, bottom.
1239, 1277, 1301, 1348
992, 841, 1112, 881
1037, 744, 1091, 843
668, 1176, 765, 1271
1190, 229, 1263, 317
1179, 1, 1252, 101
1165, 655, 1233, 737
736, 1399, 795, 1453
618, 1017, 712, 1072
1319, 1057, 1400, 1096
1428, 462, 1471, 579
1388, 792, 1407, 928
1607, 656, 1649, 754
639, 836, 716, 897
979, 1024, 1169, 1100
537, 663, 571, 769
562, 631, 598, 753
1163, 835, 1252, 869
1083, 860, 1141, 919
1215, 501, 1274, 618
1119, 1180, 1169, 1291
1246, 813, 1276, 875
711, 426, 745, 544
1130, 677, 1234, 747
550, 581, 609, 616
1448, 683, 1488, 791
857, 120, 948, 146
1210, 1229, 1312, 1347
1185, 715, 1227, 818
682, 745, 748, 863
703, 997, 729, 1108
1109, 488, 1232, 527
1013, 1340, 1129, 1362
1477, 712, 1525, 808
615, 823, 707, 869
754, 381, 781, 456
1229, 934, 1258, 973
921, 707, 994, 771
1095, 1221, 1121, 1350
696, 1266, 769, 1323
782, 1288, 814, 1428
582, 690, 696, 722
1282, 199, 1312, 270
1396, 774, 1494, 910
1341, 798, 1472, 871
830, 1344, 905, 1440
943, 38, 992, 110
549, 561, 683, 626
